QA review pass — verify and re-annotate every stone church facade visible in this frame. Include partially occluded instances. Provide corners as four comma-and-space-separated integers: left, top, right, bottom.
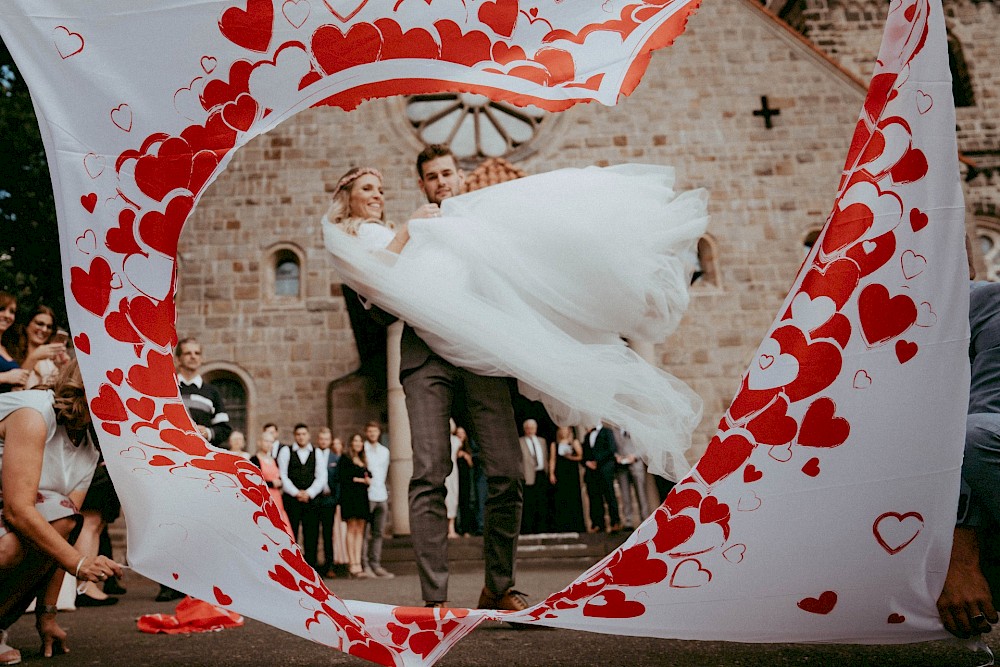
176, 0, 1000, 510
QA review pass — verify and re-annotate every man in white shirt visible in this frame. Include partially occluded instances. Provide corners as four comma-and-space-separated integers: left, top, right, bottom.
361, 421, 394, 578
277, 423, 325, 568
519, 419, 548, 534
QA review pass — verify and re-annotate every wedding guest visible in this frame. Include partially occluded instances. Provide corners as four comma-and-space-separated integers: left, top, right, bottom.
249, 431, 290, 529
549, 426, 585, 533
338, 434, 371, 579
228, 431, 250, 459
10, 305, 68, 389
0, 293, 29, 393
264, 422, 284, 459
315, 427, 339, 578
582, 422, 621, 533
614, 428, 650, 530
0, 358, 122, 663
519, 419, 548, 535
459, 427, 488, 537
74, 453, 122, 608
175, 338, 232, 448
362, 421, 394, 578
277, 424, 324, 568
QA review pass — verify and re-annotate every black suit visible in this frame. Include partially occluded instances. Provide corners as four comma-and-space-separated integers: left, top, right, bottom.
582, 426, 620, 531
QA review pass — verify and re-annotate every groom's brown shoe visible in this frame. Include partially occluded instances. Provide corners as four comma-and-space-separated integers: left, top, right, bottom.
476, 586, 530, 612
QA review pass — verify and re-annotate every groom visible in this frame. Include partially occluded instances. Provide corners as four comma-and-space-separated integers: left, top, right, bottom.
378, 145, 528, 610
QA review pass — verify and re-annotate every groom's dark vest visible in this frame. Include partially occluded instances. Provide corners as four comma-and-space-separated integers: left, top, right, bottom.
287, 447, 316, 492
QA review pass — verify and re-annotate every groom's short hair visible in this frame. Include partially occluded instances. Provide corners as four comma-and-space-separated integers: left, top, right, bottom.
416, 144, 456, 178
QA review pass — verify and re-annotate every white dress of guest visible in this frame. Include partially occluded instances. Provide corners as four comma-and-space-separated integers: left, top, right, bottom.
0, 390, 99, 536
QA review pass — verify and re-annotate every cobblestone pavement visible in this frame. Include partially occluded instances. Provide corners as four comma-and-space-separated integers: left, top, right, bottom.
6, 566, 995, 666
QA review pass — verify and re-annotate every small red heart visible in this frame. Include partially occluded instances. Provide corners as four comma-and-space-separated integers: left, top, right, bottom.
797, 590, 837, 615
895, 340, 918, 364
81, 193, 98, 213
909, 208, 928, 232
101, 423, 122, 436
106, 369, 124, 385
73, 333, 91, 354
172, 573, 179, 580
801, 457, 821, 477
149, 455, 175, 467
887, 613, 905, 624
213, 586, 233, 606
126, 396, 155, 421
387, 622, 410, 646
743, 465, 763, 483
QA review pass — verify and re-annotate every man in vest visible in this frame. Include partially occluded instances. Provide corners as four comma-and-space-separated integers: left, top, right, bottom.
277, 423, 325, 568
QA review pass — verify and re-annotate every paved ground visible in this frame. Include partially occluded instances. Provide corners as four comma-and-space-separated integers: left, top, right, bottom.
6, 567, 996, 666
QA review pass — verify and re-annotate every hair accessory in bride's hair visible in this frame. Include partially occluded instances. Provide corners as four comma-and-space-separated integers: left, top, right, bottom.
335, 167, 382, 194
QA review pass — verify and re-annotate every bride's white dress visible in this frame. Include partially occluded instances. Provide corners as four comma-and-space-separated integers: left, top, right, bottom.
322, 164, 708, 480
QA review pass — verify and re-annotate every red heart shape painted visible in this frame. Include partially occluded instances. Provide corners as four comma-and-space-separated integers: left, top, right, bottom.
858, 284, 917, 347
126, 350, 178, 397
798, 258, 861, 311
101, 423, 121, 436
651, 511, 696, 554
478, 0, 519, 37
809, 313, 852, 349
73, 333, 90, 355
873, 511, 923, 555
887, 613, 905, 624
105, 209, 145, 257
106, 369, 124, 386
746, 395, 798, 447
909, 207, 928, 232
846, 229, 897, 278
268, 564, 299, 592
222, 93, 258, 132
213, 586, 233, 606
139, 194, 194, 257
70, 257, 115, 317
583, 589, 645, 619
126, 396, 156, 421
743, 465, 763, 483
798, 590, 837, 614
798, 398, 850, 448
129, 295, 176, 348
771, 326, 842, 403
801, 457, 821, 477
218, 0, 274, 52
199, 64, 253, 113
895, 339, 918, 364
698, 497, 730, 526
664, 488, 702, 515
669, 558, 712, 589
372, 20, 440, 61
148, 455, 175, 467
606, 544, 668, 587
820, 203, 874, 256
436, 21, 494, 67
696, 433, 754, 487
311, 23, 383, 75
134, 137, 196, 203
889, 147, 928, 184
81, 193, 98, 213
105, 298, 144, 344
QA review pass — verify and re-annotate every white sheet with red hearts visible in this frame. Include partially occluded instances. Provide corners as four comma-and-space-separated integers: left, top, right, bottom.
0, 0, 970, 664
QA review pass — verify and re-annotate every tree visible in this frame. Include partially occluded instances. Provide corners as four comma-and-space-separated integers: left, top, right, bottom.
0, 36, 67, 323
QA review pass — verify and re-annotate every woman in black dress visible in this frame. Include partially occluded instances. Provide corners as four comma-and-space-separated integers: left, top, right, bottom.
549, 426, 586, 533
337, 434, 371, 578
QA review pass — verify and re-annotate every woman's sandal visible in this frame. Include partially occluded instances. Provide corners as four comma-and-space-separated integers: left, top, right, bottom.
0, 630, 21, 666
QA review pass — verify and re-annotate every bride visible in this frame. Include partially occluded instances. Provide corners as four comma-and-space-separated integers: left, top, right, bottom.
321, 160, 708, 481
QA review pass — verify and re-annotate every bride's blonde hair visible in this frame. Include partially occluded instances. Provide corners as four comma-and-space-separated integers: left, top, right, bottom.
327, 166, 392, 236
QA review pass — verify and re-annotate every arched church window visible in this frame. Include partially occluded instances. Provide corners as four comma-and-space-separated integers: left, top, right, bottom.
270, 246, 302, 298
976, 222, 1000, 282
947, 32, 975, 108
202, 370, 248, 436
692, 235, 719, 287
405, 93, 548, 164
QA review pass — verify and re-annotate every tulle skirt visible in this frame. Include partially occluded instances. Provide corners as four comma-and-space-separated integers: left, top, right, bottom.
323, 164, 708, 480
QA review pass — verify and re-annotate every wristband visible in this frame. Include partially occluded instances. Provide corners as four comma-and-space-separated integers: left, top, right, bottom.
74, 555, 87, 579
